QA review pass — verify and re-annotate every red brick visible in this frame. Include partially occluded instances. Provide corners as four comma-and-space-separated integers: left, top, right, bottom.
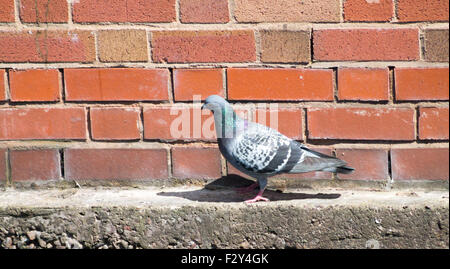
73, 0, 175, 23
255, 108, 303, 140
65, 68, 169, 101
307, 107, 415, 140
0, 30, 95, 63
338, 68, 389, 101
0, 149, 5, 181
395, 68, 449, 101
234, 0, 340, 22
10, 150, 61, 181
143, 106, 215, 141
172, 147, 221, 179
180, 0, 229, 23
151, 30, 256, 63
0, 0, 14, 22
173, 69, 224, 101
344, 0, 393, 22
20, 0, 68, 23
0, 69, 5, 101
90, 107, 141, 141
9, 69, 60, 102
419, 107, 449, 140
64, 148, 168, 180
228, 68, 333, 101
335, 149, 388, 180
397, 0, 449, 22
0, 108, 86, 140
313, 29, 419, 61
391, 148, 449, 180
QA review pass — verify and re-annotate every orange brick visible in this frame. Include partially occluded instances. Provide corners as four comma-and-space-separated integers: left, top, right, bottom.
9, 69, 60, 102
152, 30, 256, 63
64, 148, 168, 180
307, 108, 415, 140
0, 0, 14, 22
397, 0, 449, 22
73, 0, 176, 23
313, 29, 419, 61
335, 149, 388, 180
0, 69, 5, 101
419, 107, 449, 140
65, 68, 169, 101
391, 148, 449, 180
344, 0, 393, 22
228, 68, 333, 101
0, 108, 86, 140
173, 69, 224, 101
337, 68, 389, 101
180, 0, 229, 23
395, 68, 449, 101
10, 150, 61, 181
20, 0, 68, 23
143, 106, 215, 141
0, 30, 95, 63
172, 147, 222, 179
90, 107, 141, 141
255, 108, 303, 140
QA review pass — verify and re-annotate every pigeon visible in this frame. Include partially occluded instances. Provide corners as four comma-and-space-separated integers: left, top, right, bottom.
201, 95, 354, 203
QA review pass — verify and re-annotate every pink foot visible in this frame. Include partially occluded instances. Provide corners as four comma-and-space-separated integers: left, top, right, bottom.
235, 182, 259, 194
245, 195, 270, 204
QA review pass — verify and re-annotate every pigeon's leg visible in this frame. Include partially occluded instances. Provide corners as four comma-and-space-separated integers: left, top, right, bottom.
236, 182, 259, 193
245, 177, 270, 203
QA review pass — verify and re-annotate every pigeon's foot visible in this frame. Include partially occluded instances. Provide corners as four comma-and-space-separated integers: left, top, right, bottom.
236, 182, 259, 194
244, 195, 270, 204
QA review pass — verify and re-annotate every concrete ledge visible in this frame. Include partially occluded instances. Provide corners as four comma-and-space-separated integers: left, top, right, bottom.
0, 187, 448, 249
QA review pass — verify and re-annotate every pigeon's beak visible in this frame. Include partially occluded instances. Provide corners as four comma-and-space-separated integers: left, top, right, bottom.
201, 103, 206, 110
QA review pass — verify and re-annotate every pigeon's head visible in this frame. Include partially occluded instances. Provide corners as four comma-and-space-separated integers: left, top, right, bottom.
201, 95, 230, 113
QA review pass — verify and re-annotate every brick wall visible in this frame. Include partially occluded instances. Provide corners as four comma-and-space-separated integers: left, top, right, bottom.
0, 0, 448, 187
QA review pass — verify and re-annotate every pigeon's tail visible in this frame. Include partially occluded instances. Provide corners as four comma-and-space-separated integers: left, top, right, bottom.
332, 165, 355, 174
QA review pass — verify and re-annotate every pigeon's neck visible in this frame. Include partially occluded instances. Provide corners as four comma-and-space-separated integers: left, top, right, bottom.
213, 105, 245, 139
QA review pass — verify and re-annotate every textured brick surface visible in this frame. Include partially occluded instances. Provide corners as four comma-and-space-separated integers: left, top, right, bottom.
228, 69, 333, 101
172, 147, 222, 179
152, 31, 256, 63
313, 29, 419, 61
337, 68, 389, 101
0, 69, 5, 101
307, 108, 415, 140
335, 149, 388, 180
391, 148, 449, 180
234, 0, 340, 22
20, 0, 68, 23
395, 68, 449, 101
397, 0, 449, 22
424, 29, 449, 62
255, 108, 303, 140
98, 30, 148, 62
0, 108, 86, 140
90, 107, 141, 141
0, 31, 95, 63
10, 150, 60, 181
419, 107, 449, 140
260, 30, 310, 63
65, 148, 168, 180
180, 0, 229, 23
143, 107, 215, 141
173, 69, 224, 101
0, 0, 14, 22
73, 0, 176, 23
9, 69, 60, 102
65, 68, 169, 101
343, 0, 393, 22
0, 149, 5, 181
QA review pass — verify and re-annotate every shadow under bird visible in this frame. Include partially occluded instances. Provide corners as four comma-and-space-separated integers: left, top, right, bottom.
201, 95, 354, 203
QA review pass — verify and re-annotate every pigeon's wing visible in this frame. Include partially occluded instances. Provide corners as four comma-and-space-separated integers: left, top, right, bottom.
230, 125, 294, 174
